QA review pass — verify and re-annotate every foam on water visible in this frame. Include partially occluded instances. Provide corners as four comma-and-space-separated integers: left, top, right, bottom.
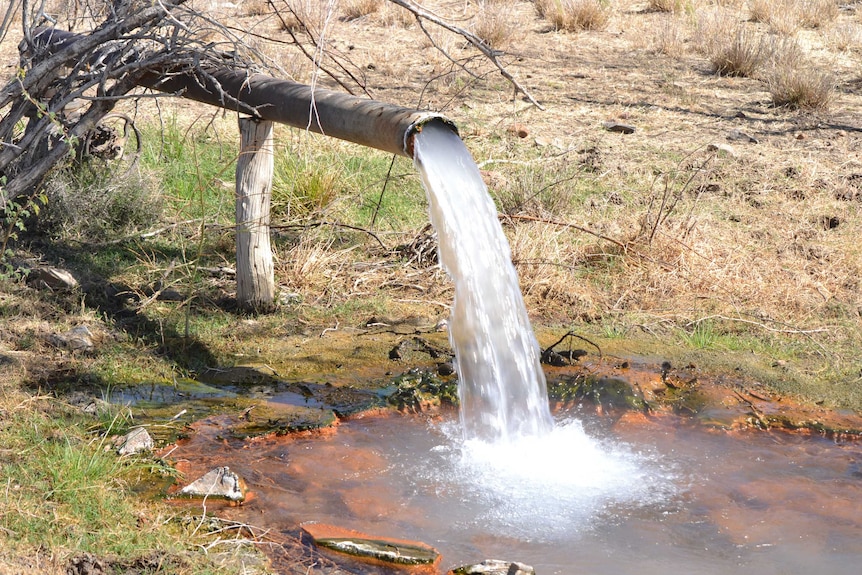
407, 417, 676, 541
413, 121, 554, 442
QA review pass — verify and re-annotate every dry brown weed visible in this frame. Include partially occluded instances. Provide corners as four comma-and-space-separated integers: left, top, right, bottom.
340, 0, 382, 21
651, 14, 689, 56
472, 0, 520, 49
534, 0, 612, 32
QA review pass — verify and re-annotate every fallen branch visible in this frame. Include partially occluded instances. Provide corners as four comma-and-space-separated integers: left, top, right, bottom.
542, 330, 602, 365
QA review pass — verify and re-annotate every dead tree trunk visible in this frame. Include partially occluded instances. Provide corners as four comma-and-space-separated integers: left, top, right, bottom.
235, 117, 276, 313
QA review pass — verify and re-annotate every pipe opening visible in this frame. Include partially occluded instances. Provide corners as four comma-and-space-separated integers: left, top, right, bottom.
404, 116, 459, 159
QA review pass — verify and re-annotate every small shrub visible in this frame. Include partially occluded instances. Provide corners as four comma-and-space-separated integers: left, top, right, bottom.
761, 35, 834, 109
710, 26, 765, 77
796, 0, 839, 29
652, 15, 688, 56
341, 0, 382, 21
535, 0, 613, 32
473, 0, 519, 49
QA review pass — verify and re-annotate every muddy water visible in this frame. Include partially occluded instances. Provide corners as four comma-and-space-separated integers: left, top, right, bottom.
165, 408, 862, 575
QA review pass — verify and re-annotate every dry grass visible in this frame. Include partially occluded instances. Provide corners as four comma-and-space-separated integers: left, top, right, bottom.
748, 0, 774, 23
748, 0, 801, 35
796, 0, 839, 29
748, 0, 839, 34
826, 21, 862, 51
760, 35, 835, 109
649, 0, 687, 13
340, 0, 382, 21
707, 23, 766, 77
472, 0, 520, 49
276, 233, 351, 298
651, 14, 689, 56
274, 0, 331, 34
242, 0, 270, 17
766, 62, 836, 109
377, 2, 415, 27
535, 0, 613, 32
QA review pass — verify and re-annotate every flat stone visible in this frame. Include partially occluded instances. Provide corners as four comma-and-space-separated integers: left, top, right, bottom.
602, 121, 636, 134
117, 426, 153, 456
49, 325, 94, 351
449, 559, 536, 575
727, 129, 758, 143
26, 266, 78, 290
302, 523, 440, 568
178, 466, 246, 501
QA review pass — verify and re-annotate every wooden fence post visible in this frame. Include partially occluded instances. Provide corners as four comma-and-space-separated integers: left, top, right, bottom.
235, 117, 276, 313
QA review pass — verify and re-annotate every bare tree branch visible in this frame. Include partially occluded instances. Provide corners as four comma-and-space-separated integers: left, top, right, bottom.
386, 0, 545, 110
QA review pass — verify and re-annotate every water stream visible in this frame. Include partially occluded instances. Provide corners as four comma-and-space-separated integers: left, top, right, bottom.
413, 121, 554, 442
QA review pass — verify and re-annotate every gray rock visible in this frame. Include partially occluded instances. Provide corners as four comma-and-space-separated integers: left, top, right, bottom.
450, 559, 536, 575
117, 426, 153, 456
727, 129, 758, 143
179, 466, 246, 501
602, 121, 636, 134
26, 266, 78, 290
49, 325, 94, 351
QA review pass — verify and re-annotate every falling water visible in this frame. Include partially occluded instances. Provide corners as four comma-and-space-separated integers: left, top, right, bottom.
413, 121, 554, 442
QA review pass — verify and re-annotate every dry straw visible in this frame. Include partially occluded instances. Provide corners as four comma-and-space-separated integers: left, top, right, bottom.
472, 0, 519, 49
341, 0, 382, 21
762, 36, 836, 109
534, 0, 613, 32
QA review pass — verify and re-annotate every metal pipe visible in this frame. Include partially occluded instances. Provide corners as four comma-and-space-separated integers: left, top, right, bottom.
140, 69, 456, 158
32, 27, 457, 158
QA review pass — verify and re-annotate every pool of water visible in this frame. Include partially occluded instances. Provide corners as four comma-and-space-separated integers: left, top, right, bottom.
167, 408, 862, 575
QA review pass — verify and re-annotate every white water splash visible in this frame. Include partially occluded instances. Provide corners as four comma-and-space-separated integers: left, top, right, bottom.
416, 418, 674, 541
413, 121, 554, 442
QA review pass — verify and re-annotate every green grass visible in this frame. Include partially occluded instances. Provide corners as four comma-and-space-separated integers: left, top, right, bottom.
680, 319, 719, 349
2, 401, 158, 553
0, 392, 256, 572
140, 119, 236, 223
140, 120, 428, 235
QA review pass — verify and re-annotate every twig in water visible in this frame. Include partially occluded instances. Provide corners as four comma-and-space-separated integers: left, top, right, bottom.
320, 321, 339, 337
542, 330, 602, 365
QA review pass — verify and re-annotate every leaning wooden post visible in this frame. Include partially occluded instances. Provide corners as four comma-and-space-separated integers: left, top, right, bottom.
235, 117, 276, 313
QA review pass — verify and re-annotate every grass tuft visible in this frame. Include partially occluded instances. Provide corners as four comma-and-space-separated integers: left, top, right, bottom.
472, 0, 519, 49
649, 0, 688, 13
340, 0, 382, 21
535, 0, 613, 32
796, 0, 839, 29
707, 24, 766, 77
762, 35, 835, 109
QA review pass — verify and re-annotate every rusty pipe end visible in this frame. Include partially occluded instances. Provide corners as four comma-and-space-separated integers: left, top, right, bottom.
404, 114, 459, 158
